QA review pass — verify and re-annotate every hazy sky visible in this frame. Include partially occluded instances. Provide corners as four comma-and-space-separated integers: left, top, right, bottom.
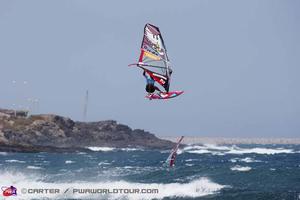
0, 0, 299, 137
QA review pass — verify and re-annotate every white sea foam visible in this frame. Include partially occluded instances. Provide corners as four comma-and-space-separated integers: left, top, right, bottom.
124, 166, 134, 169
120, 148, 143, 151
0, 152, 8, 156
160, 150, 170, 153
65, 160, 75, 164
77, 152, 87, 155
230, 157, 261, 163
177, 149, 184, 155
230, 165, 252, 172
211, 152, 226, 156
185, 163, 194, 167
27, 166, 43, 170
87, 147, 143, 152
0, 170, 225, 200
203, 144, 232, 151
227, 147, 293, 155
187, 149, 211, 154
240, 157, 254, 163
185, 159, 198, 162
184, 144, 294, 155
87, 147, 115, 152
183, 144, 235, 155
98, 161, 111, 166
240, 157, 261, 163
183, 145, 206, 151
5, 159, 26, 163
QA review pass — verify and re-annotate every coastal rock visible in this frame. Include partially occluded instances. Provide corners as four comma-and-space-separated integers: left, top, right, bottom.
0, 109, 174, 152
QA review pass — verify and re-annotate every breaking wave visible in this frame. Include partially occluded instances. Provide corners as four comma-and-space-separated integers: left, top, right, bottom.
87, 147, 143, 152
87, 147, 116, 152
121, 148, 143, 151
227, 147, 293, 155
0, 170, 225, 200
184, 144, 294, 155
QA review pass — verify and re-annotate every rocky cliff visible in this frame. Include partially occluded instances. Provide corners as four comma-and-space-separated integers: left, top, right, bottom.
0, 109, 174, 152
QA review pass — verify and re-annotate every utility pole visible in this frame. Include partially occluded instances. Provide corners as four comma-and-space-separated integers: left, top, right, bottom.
83, 90, 89, 122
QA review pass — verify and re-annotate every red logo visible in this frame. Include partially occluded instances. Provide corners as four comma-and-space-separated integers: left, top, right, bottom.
2, 186, 17, 196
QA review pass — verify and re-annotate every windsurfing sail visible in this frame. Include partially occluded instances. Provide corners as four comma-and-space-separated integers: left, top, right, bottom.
129, 23, 172, 92
165, 136, 184, 167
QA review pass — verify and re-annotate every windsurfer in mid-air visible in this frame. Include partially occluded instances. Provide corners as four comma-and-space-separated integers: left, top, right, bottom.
128, 23, 184, 100
143, 70, 162, 95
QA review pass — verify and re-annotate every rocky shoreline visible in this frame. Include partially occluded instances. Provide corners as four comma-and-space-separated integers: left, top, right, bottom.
0, 108, 175, 152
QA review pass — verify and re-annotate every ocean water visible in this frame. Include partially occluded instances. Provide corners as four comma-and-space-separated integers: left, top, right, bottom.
0, 144, 300, 200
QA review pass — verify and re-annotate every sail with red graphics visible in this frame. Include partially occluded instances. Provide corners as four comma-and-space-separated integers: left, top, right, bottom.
129, 23, 184, 99
129, 23, 171, 92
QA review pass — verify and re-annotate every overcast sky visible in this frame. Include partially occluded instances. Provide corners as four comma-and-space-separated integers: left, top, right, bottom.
0, 0, 299, 137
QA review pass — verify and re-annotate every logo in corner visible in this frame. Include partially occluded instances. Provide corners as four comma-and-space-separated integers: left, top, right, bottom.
1, 186, 17, 196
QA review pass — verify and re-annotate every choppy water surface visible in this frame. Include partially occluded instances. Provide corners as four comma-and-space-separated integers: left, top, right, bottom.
0, 144, 300, 199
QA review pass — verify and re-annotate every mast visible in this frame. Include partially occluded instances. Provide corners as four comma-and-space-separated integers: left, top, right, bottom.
162, 48, 171, 92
